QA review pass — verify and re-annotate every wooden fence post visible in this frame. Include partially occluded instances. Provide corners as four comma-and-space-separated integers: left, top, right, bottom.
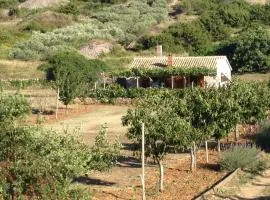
141, 123, 146, 200
205, 140, 209, 163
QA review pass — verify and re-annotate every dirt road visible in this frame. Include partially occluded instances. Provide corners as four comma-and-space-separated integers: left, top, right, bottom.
46, 105, 129, 144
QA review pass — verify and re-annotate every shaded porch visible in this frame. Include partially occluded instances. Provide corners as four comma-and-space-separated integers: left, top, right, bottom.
116, 75, 205, 89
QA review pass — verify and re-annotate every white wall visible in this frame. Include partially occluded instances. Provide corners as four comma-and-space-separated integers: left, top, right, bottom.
205, 58, 232, 88
217, 59, 231, 81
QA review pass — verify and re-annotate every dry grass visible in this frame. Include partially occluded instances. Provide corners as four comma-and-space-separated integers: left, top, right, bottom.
246, 0, 269, 4
235, 73, 270, 82
0, 60, 44, 80
19, 0, 67, 9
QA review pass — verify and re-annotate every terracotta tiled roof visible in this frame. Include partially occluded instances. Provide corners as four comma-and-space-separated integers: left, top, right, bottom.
129, 56, 231, 70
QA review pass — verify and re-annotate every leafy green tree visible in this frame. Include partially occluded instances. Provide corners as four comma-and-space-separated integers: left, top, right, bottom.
45, 50, 108, 107
122, 92, 192, 192
0, 93, 121, 199
200, 11, 230, 41
232, 26, 270, 73
166, 21, 212, 55
218, 0, 251, 27
0, 92, 30, 122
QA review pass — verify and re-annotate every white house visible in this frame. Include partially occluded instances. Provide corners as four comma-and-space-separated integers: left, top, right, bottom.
127, 55, 231, 88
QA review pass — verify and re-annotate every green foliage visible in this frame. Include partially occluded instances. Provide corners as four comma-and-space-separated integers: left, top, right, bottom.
89, 124, 122, 171
232, 26, 270, 73
200, 11, 230, 41
180, 0, 217, 15
0, 30, 12, 45
115, 67, 216, 77
220, 147, 261, 172
218, 0, 251, 27
0, 124, 89, 199
22, 20, 49, 33
0, 93, 30, 122
256, 122, 270, 152
122, 91, 193, 159
139, 21, 212, 55
59, 2, 80, 16
45, 50, 108, 106
10, 0, 168, 60
0, 0, 17, 9
0, 95, 121, 199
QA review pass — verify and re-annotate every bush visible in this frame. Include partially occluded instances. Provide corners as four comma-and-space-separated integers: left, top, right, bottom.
0, 93, 30, 121
139, 21, 212, 55
220, 147, 261, 172
250, 3, 270, 25
0, 0, 17, 9
218, 0, 251, 27
23, 20, 48, 33
58, 2, 79, 16
200, 11, 230, 41
180, 0, 217, 15
45, 50, 108, 106
256, 122, 270, 152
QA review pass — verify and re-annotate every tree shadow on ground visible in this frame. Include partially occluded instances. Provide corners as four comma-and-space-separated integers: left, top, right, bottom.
117, 156, 156, 168
121, 143, 139, 151
72, 177, 116, 186
199, 163, 220, 171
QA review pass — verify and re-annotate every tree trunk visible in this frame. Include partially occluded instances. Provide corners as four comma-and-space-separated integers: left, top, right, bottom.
158, 159, 164, 192
235, 124, 238, 142
205, 140, 209, 163
217, 139, 221, 153
65, 104, 68, 115
190, 147, 195, 172
193, 141, 197, 170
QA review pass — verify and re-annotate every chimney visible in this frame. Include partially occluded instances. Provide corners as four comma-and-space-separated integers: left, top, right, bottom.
156, 45, 162, 57
168, 54, 173, 67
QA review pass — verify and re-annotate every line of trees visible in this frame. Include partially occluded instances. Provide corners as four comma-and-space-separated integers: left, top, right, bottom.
122, 79, 270, 192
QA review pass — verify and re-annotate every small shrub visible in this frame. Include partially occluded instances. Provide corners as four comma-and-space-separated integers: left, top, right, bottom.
246, 160, 266, 175
23, 20, 48, 33
220, 147, 261, 172
256, 122, 270, 152
0, 0, 17, 9
58, 2, 79, 16
8, 7, 19, 16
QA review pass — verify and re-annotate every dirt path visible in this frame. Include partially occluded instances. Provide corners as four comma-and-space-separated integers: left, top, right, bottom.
45, 105, 129, 144
206, 167, 270, 200
235, 169, 270, 199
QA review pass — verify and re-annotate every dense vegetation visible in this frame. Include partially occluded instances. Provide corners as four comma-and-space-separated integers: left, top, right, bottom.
42, 50, 108, 106
139, 0, 270, 73
0, 90, 121, 199
8, 0, 168, 60
121, 79, 270, 191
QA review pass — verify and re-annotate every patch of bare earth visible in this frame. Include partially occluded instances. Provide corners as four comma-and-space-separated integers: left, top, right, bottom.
246, 0, 269, 4
236, 169, 270, 199
90, 151, 225, 200
19, 0, 67, 9
80, 40, 113, 59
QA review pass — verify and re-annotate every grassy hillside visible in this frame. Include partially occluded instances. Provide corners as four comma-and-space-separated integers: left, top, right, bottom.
0, 0, 269, 80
